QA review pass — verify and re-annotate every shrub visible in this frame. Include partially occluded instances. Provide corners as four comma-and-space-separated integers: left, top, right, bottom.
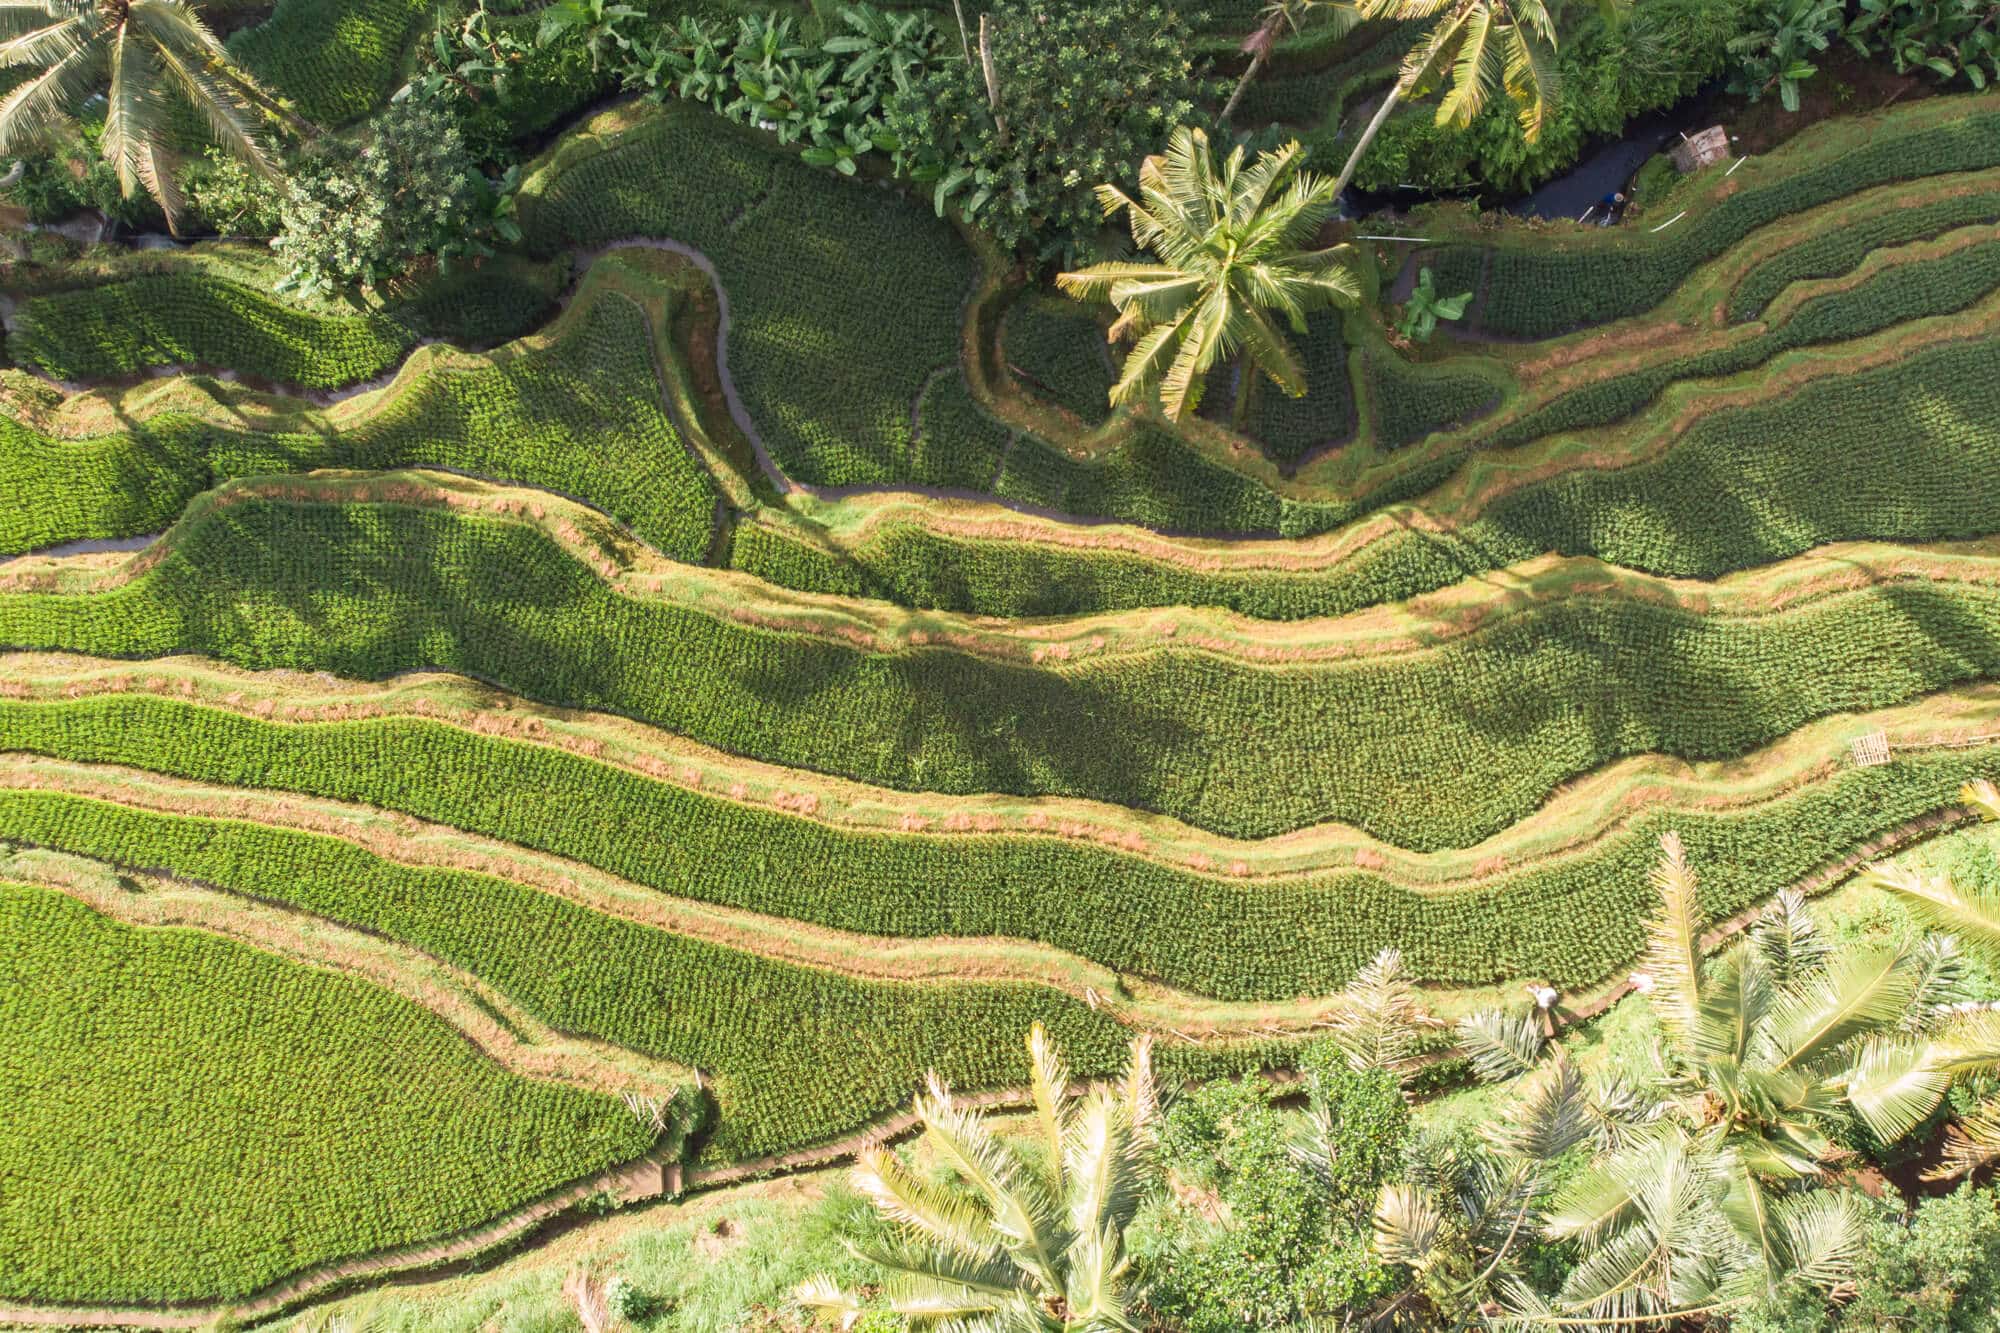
884, 0, 1214, 263
272, 90, 516, 298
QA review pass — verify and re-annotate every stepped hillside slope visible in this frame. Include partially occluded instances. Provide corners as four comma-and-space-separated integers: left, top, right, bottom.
5, 35, 1999, 1320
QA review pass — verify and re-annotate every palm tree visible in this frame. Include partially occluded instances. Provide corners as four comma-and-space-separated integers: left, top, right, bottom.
0, 0, 301, 231
1057, 126, 1360, 429
1866, 778, 2000, 1178
1328, 0, 1627, 201
1220, 0, 1360, 125
797, 1023, 1158, 1331
1521, 835, 1945, 1324
1381, 838, 1934, 1327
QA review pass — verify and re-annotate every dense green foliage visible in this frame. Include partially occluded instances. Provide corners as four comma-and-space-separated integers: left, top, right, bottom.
272, 91, 515, 297
520, 105, 978, 489
885, 0, 1212, 262
228, 0, 433, 126
0, 879, 649, 1304
0, 279, 714, 560
1356, 0, 1742, 195
1139, 1058, 1408, 1329
1439, 105, 2000, 337
1742, 1184, 2000, 1331
0, 790, 1274, 1158
8, 691, 2000, 996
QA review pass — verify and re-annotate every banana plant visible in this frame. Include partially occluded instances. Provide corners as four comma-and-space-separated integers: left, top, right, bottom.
1395, 265, 1474, 343
1847, 0, 1999, 89
824, 2, 940, 96
642, 16, 730, 106
802, 120, 887, 175
1727, 0, 1845, 112
535, 0, 645, 72
732, 12, 807, 84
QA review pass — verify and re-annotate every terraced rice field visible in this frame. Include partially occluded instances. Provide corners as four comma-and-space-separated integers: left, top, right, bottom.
7, 47, 2000, 1325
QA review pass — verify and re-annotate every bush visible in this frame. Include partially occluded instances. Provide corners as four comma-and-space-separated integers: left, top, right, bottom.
1140, 1059, 1405, 1329
272, 90, 514, 298
884, 0, 1215, 263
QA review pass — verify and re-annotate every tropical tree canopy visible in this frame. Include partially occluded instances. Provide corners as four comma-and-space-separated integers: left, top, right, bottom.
798, 1023, 1159, 1331
1329, 0, 1629, 198
1521, 836, 1956, 1325
1378, 836, 1951, 1328
0, 0, 294, 229
1057, 125, 1360, 426
1869, 778, 2000, 1179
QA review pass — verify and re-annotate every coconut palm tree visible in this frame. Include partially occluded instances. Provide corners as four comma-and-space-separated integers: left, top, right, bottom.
796, 1023, 1158, 1331
1519, 836, 1950, 1324
0, 0, 301, 230
1866, 777, 2000, 1178
1057, 125, 1360, 428
1328, 0, 1628, 201
1381, 838, 1939, 1327
1220, 0, 1360, 125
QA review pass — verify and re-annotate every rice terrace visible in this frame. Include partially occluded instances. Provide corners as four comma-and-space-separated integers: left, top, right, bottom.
7, 0, 2000, 1328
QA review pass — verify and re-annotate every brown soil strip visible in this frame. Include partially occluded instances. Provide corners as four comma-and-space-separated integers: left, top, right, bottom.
1, 846, 692, 1100
11, 652, 2000, 885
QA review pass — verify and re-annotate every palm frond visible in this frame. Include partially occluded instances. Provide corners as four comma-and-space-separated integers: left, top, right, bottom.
1870, 860, 2000, 959
1929, 1094, 2000, 1179
1751, 888, 1829, 986
1905, 934, 1970, 1030
1499, 18, 1559, 141
1483, 1052, 1595, 1164
1764, 944, 1915, 1073
1691, 950, 1772, 1069
1025, 1022, 1071, 1201
1434, 4, 1497, 127
0, 31, 93, 151
1456, 1006, 1545, 1083
1373, 1181, 1445, 1272
851, 1145, 999, 1264
1543, 1162, 1638, 1246
129, 1, 278, 178
1329, 946, 1444, 1076
1844, 1035, 1950, 1144
1643, 832, 1705, 1050
1769, 1189, 1868, 1292
794, 1274, 865, 1330
915, 1075, 1065, 1290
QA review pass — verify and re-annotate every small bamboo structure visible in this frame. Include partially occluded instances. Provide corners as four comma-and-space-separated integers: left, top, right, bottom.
1671, 126, 1732, 174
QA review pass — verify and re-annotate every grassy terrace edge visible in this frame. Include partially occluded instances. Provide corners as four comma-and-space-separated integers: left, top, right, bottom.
9, 652, 2000, 997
